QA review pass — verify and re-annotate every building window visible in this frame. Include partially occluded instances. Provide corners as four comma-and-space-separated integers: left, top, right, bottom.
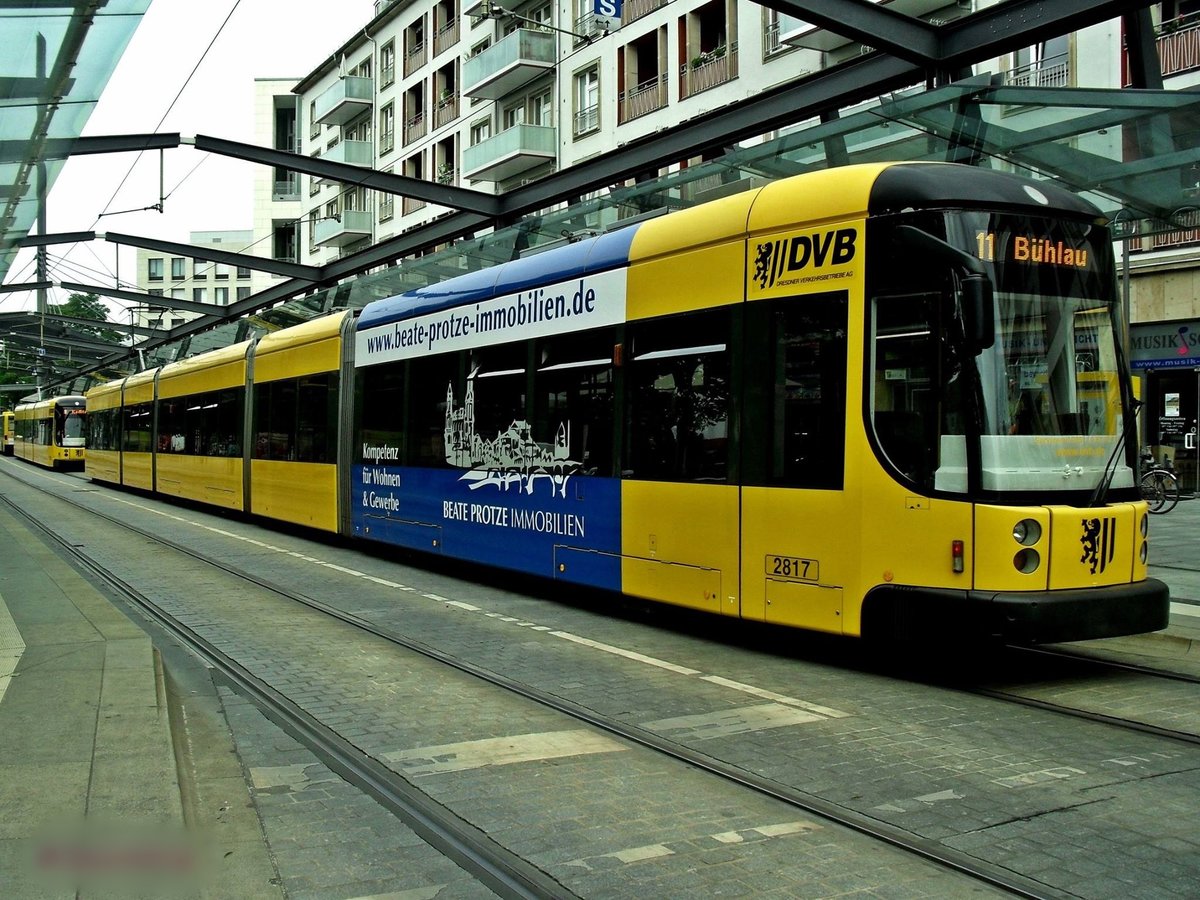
170, 258, 185, 280
171, 288, 185, 299
148, 288, 164, 297
215, 287, 229, 305
379, 167, 395, 222
574, 65, 600, 136
502, 101, 525, 130
380, 102, 395, 154
147, 258, 163, 281
193, 259, 207, 280
213, 263, 229, 280
237, 286, 251, 301
193, 288, 206, 303
381, 40, 396, 88
470, 117, 491, 145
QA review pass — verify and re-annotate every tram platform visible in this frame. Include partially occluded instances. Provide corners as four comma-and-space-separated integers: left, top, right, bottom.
0, 501, 206, 897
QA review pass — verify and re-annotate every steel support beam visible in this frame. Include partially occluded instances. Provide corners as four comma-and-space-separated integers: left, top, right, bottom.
15, 231, 95, 247
939, 0, 1151, 68
100, 232, 321, 282
0, 280, 53, 294
58, 280, 231, 318
754, 0, 938, 65
190, 134, 505, 217
0, 132, 181, 164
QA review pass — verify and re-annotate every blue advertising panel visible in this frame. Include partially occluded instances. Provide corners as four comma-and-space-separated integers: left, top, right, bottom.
351, 463, 622, 591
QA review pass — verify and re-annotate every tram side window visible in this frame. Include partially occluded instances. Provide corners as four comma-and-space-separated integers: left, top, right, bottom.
357, 363, 405, 461
462, 341, 528, 466
624, 310, 730, 482
123, 402, 154, 452
410, 352, 461, 467
744, 294, 848, 489
253, 375, 338, 463
89, 409, 120, 451
297, 374, 337, 463
159, 390, 243, 456
534, 327, 615, 477
209, 389, 243, 457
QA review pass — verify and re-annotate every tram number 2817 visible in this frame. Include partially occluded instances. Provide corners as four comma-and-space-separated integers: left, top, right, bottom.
766, 555, 819, 581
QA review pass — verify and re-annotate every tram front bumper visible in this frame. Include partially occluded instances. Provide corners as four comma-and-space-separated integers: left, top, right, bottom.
866, 578, 1171, 644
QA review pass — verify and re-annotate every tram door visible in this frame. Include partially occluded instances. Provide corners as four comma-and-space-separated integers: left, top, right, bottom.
738, 294, 850, 633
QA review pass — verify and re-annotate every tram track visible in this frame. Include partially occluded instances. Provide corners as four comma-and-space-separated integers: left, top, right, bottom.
2, 466, 1075, 900
958, 643, 1200, 747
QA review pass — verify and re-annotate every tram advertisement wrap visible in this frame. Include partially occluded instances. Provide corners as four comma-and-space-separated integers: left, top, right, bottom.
351, 463, 622, 590
355, 268, 628, 367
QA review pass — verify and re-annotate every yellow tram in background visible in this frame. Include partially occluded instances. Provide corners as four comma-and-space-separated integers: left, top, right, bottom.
12, 395, 87, 469
83, 163, 1169, 644
2, 409, 14, 456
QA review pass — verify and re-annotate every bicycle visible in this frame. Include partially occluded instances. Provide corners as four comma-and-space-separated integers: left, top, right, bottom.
1139, 454, 1180, 514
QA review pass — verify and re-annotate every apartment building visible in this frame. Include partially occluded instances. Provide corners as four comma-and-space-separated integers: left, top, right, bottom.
280, 0, 1200, 483
251, 78, 306, 280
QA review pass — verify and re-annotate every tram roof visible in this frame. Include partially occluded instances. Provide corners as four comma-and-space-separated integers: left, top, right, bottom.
357, 226, 640, 331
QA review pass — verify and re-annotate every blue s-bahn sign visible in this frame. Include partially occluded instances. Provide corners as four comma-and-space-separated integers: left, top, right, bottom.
594, 0, 621, 28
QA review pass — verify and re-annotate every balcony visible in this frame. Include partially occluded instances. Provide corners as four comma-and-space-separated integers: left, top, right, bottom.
463, 123, 556, 182
272, 175, 300, 201
462, 28, 556, 100
434, 19, 460, 56
313, 209, 373, 248
618, 73, 666, 124
681, 44, 738, 99
435, 93, 459, 129
316, 139, 374, 185
313, 76, 373, 127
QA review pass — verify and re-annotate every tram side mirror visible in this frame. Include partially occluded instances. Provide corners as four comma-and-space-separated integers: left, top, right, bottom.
893, 226, 995, 355
960, 273, 995, 354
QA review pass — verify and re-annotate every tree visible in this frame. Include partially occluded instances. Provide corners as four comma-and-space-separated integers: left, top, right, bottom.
49, 292, 122, 344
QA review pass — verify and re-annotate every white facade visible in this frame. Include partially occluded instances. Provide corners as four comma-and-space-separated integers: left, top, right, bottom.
250, 78, 304, 292
134, 230, 256, 332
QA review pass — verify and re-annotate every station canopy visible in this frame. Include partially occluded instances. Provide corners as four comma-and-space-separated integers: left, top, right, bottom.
3, 1, 1198, 391
0, 0, 150, 285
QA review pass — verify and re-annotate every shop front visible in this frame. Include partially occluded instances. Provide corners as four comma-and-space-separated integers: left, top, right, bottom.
1129, 319, 1200, 495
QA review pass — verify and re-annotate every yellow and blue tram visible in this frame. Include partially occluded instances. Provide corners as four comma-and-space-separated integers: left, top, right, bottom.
85, 162, 1169, 643
2, 409, 14, 456
12, 395, 87, 469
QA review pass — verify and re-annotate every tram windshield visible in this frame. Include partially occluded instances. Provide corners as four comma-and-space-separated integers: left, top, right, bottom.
870, 211, 1134, 499
60, 407, 86, 448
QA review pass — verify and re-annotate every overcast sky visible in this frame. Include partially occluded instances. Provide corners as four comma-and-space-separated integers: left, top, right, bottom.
4, 0, 376, 318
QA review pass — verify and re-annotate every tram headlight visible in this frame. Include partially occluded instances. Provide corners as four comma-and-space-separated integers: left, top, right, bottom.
1012, 519, 1042, 546
1140, 512, 1149, 538
1013, 548, 1041, 574
1140, 541, 1148, 564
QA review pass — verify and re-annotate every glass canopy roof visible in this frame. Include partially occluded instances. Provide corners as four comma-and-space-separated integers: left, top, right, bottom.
49, 72, 1200, 392
6, 0, 1199, 395
0, 0, 150, 285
